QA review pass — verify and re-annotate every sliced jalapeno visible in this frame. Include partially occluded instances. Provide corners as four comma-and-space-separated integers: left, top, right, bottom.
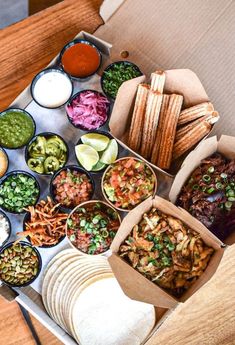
45, 142, 61, 157
27, 158, 44, 174
29, 136, 46, 157
44, 156, 60, 173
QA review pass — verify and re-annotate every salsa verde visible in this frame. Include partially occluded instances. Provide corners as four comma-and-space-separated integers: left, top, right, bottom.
0, 110, 35, 149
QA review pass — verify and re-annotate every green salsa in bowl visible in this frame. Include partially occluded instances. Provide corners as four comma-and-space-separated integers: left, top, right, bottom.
0, 108, 36, 149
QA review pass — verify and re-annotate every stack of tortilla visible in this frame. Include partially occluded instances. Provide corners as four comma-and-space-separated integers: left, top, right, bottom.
42, 249, 155, 345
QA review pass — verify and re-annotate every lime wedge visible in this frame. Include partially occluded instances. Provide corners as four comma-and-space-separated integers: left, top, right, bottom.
75, 144, 99, 171
81, 133, 110, 152
92, 161, 107, 171
100, 139, 118, 164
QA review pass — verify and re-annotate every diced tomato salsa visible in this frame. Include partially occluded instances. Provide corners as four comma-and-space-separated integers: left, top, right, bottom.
52, 168, 93, 208
103, 158, 156, 210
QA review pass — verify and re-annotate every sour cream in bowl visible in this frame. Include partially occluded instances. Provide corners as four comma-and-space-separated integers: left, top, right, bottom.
31, 68, 73, 109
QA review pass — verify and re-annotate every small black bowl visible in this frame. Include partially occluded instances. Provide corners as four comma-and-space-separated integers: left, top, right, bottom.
25, 132, 69, 176
0, 210, 11, 248
0, 241, 42, 287
75, 130, 119, 174
22, 210, 66, 248
50, 165, 95, 212
0, 170, 40, 214
59, 39, 102, 81
100, 60, 142, 101
0, 147, 9, 178
0, 108, 36, 150
30, 67, 74, 109
65, 89, 110, 130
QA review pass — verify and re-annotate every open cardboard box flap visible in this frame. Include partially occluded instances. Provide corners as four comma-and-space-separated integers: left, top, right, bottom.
108, 196, 224, 309
109, 69, 210, 175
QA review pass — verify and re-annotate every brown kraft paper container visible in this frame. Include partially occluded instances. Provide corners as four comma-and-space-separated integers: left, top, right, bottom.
109, 69, 213, 177
169, 134, 235, 245
108, 195, 224, 309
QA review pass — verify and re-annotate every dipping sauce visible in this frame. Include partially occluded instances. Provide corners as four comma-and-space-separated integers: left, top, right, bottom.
32, 70, 73, 108
0, 149, 8, 177
61, 42, 101, 78
0, 109, 35, 149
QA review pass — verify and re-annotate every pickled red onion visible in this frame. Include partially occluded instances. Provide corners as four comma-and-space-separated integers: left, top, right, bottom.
66, 90, 110, 130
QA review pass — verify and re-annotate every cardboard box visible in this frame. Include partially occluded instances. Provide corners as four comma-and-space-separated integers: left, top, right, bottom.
108, 196, 224, 308
2, 0, 235, 344
169, 135, 235, 245
109, 69, 212, 176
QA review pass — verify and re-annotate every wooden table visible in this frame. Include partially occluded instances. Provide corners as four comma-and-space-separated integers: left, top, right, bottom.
0, 1, 235, 345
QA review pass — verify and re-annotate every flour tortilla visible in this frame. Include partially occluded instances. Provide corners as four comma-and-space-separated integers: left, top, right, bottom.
72, 277, 155, 345
58, 263, 111, 332
63, 267, 112, 335
42, 251, 80, 313
48, 256, 83, 323
68, 273, 114, 343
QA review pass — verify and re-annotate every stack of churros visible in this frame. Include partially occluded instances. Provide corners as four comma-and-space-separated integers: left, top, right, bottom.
128, 70, 219, 171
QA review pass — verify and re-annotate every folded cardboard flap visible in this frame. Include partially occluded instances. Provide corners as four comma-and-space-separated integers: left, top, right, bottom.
109, 196, 224, 308
109, 69, 213, 176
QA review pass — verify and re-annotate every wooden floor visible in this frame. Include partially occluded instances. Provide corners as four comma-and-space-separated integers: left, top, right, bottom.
0, 296, 62, 345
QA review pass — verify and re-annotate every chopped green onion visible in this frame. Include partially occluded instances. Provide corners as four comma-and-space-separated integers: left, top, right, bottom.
202, 175, 211, 182
228, 197, 235, 202
225, 201, 233, 209
192, 184, 199, 190
101, 230, 109, 238
69, 234, 76, 241
80, 219, 86, 227
227, 190, 235, 197
220, 173, 227, 179
216, 182, 223, 190
208, 166, 215, 173
207, 187, 215, 194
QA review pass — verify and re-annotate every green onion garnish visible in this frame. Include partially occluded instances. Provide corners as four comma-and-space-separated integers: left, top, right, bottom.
193, 184, 199, 190
228, 196, 235, 202
202, 175, 211, 182
216, 182, 223, 189
207, 187, 215, 194
208, 166, 215, 173
220, 173, 227, 179
227, 190, 235, 197
225, 201, 233, 209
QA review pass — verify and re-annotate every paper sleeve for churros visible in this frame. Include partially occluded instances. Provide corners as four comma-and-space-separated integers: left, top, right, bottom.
109, 69, 211, 176
108, 196, 224, 308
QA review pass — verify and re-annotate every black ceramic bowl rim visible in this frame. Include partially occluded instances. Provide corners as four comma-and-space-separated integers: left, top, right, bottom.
0, 170, 41, 215
0, 209, 11, 248
0, 108, 36, 150
30, 67, 74, 109
75, 130, 119, 174
25, 132, 69, 176
0, 147, 9, 177
49, 164, 95, 212
0, 241, 42, 287
23, 210, 66, 248
100, 60, 143, 101
65, 89, 111, 130
58, 39, 102, 80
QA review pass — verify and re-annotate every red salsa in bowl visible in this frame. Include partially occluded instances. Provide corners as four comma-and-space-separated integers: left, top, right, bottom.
50, 165, 94, 210
66, 200, 121, 255
102, 157, 157, 211
60, 39, 101, 79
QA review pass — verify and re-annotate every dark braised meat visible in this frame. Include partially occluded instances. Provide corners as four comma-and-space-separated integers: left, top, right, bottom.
177, 152, 235, 241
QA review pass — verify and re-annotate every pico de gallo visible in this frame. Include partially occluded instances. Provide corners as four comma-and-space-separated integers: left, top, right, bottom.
102, 158, 156, 210
66, 201, 121, 255
51, 168, 93, 209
